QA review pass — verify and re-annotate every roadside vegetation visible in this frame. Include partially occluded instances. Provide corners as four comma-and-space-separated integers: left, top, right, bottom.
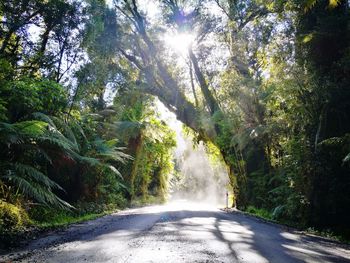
1, 0, 350, 249
243, 205, 350, 244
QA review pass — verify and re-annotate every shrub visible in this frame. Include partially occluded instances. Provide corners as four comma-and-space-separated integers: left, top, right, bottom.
28, 205, 70, 223
0, 201, 29, 233
246, 205, 273, 220
0, 201, 30, 248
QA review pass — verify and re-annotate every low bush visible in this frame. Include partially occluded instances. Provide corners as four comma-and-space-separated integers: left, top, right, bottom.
246, 205, 273, 220
28, 201, 123, 228
0, 201, 29, 232
0, 201, 30, 248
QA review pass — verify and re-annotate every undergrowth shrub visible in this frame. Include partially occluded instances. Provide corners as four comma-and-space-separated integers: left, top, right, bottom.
28, 205, 71, 223
246, 205, 273, 220
0, 201, 30, 248
0, 201, 29, 232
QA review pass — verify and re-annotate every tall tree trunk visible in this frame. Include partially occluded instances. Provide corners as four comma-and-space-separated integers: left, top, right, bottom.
188, 49, 220, 115
189, 59, 199, 107
128, 133, 143, 200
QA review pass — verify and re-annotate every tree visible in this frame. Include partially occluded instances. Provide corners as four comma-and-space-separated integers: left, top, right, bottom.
0, 0, 84, 83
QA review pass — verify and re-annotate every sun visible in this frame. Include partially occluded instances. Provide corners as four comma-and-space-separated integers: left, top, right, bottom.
163, 32, 195, 56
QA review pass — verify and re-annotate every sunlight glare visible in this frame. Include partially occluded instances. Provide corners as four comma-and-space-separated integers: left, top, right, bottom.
164, 33, 195, 55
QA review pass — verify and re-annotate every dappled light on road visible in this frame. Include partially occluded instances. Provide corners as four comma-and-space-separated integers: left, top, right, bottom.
3, 201, 350, 263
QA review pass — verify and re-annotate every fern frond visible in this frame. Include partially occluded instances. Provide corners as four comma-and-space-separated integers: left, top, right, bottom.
14, 120, 48, 137
98, 150, 132, 163
2, 164, 72, 209
102, 164, 123, 179
0, 122, 21, 145
32, 112, 58, 129
37, 135, 76, 152
32, 113, 81, 152
50, 115, 80, 151
68, 118, 88, 143
68, 150, 100, 165
91, 139, 132, 163
13, 163, 64, 190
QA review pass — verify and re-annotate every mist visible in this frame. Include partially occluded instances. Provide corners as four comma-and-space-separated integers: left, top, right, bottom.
155, 99, 229, 206
170, 137, 229, 206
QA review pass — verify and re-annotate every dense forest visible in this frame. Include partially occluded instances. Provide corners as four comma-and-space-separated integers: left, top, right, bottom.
1, 0, 350, 246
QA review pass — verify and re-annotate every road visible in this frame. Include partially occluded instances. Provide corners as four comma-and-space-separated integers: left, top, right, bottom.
2, 201, 350, 263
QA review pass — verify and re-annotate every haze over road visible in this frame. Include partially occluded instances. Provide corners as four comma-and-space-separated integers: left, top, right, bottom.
3, 201, 350, 263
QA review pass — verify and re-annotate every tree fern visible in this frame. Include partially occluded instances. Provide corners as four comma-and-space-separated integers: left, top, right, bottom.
0, 120, 76, 208
1, 109, 131, 208
1, 163, 72, 208
91, 139, 132, 163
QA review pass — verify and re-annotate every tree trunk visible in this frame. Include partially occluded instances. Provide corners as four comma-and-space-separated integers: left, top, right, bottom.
128, 133, 143, 200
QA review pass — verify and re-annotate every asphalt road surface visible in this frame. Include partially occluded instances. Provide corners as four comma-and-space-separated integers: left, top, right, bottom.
2, 201, 350, 263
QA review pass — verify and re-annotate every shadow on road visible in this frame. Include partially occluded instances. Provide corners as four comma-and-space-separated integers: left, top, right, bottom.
6, 206, 350, 263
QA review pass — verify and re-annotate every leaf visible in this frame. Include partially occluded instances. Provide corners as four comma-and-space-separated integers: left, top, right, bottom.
329, 0, 341, 8
104, 164, 124, 179
304, 0, 317, 12
14, 120, 48, 137
2, 163, 72, 209
68, 151, 100, 165
304, 0, 341, 11
32, 112, 57, 129
302, 33, 313, 43
0, 122, 21, 144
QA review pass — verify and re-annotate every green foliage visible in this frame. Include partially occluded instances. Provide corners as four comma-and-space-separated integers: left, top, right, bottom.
309, 134, 350, 229
27, 204, 115, 231
0, 79, 129, 211
112, 92, 177, 202
0, 0, 84, 81
0, 200, 30, 248
0, 79, 68, 122
0, 0, 349, 243
0, 201, 29, 233
246, 206, 273, 220
0, 119, 74, 208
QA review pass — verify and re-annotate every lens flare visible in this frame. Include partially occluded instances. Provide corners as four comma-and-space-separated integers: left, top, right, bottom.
164, 32, 195, 55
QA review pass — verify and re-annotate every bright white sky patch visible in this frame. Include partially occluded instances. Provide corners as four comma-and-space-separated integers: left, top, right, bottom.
106, 0, 114, 8
163, 32, 195, 56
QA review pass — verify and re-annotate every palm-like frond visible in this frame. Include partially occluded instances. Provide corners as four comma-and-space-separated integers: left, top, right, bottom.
0, 120, 47, 146
91, 139, 132, 164
0, 122, 21, 145
98, 151, 132, 163
32, 112, 81, 152
1, 163, 72, 209
14, 163, 62, 190
107, 121, 143, 139
1, 111, 130, 208
50, 115, 80, 151
67, 150, 100, 166
102, 164, 124, 179
32, 112, 58, 129
13, 120, 48, 137
0, 119, 77, 208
